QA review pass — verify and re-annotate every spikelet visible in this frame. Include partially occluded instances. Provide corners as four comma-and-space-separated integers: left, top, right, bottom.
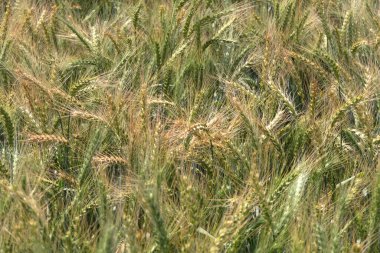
184, 124, 209, 150
368, 164, 380, 252
280, 3, 293, 31
373, 135, 380, 145
0, 39, 11, 62
352, 241, 363, 253
220, 141, 245, 174
266, 110, 286, 132
315, 223, 326, 252
91, 26, 100, 55
79, 129, 103, 186
149, 122, 162, 167
105, 32, 120, 54
49, 87, 74, 102
268, 172, 298, 206
205, 0, 213, 8
309, 82, 318, 121
0, 1, 12, 45
230, 46, 250, 78
36, 10, 46, 31
210, 208, 240, 253
41, 18, 51, 46
133, 4, 142, 31
257, 121, 284, 155
18, 106, 40, 130
21, 8, 34, 36
194, 21, 201, 50
183, 2, 197, 38
163, 67, 173, 93
331, 95, 364, 127
274, 0, 280, 20
113, 49, 133, 73
26, 134, 68, 144
273, 172, 308, 238
260, 37, 270, 88
70, 109, 106, 123
73, 201, 99, 224
334, 29, 344, 58
211, 157, 271, 253
224, 79, 256, 99
69, 77, 94, 96
315, 50, 351, 81
267, 79, 297, 116
294, 10, 310, 41
350, 40, 368, 54
202, 17, 235, 50
175, 0, 190, 13
291, 67, 305, 102
164, 38, 192, 68
289, 51, 328, 81
154, 41, 161, 69
227, 94, 257, 140
49, 5, 59, 51
161, 30, 171, 61
93, 154, 128, 165
61, 18, 92, 51
0, 106, 14, 148
139, 82, 148, 134
316, 5, 332, 44
188, 123, 209, 135
365, 2, 380, 29
18, 70, 54, 100
197, 7, 234, 27
340, 11, 351, 47
146, 193, 173, 252
189, 88, 208, 123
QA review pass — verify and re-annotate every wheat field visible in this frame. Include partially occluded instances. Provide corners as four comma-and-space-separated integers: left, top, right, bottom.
0, 0, 380, 252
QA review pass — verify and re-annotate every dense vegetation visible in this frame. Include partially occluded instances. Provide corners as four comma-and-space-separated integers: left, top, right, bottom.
0, 0, 380, 252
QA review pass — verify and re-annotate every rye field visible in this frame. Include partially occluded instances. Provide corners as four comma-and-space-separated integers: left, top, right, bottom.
0, 0, 380, 252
